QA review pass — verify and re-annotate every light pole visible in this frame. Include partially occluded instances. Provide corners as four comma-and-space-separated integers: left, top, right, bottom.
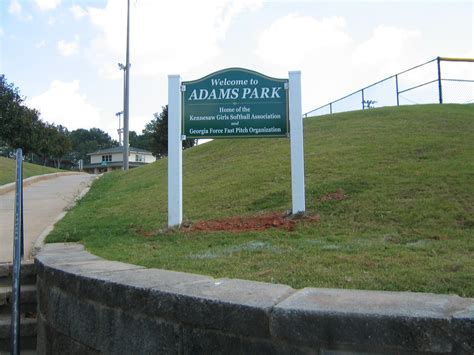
116, 111, 123, 146
121, 0, 131, 170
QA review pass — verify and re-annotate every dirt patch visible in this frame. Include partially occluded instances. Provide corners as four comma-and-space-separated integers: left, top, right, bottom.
319, 189, 348, 202
181, 212, 320, 233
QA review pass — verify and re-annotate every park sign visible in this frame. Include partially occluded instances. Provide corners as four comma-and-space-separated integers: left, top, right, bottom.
182, 68, 289, 138
168, 70, 305, 227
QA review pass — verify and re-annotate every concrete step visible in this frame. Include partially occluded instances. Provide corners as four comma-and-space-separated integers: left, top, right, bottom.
0, 263, 38, 353
0, 262, 36, 287
0, 313, 37, 353
0, 285, 37, 316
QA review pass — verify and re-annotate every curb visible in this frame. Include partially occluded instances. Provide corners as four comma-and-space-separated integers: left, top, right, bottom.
0, 172, 86, 196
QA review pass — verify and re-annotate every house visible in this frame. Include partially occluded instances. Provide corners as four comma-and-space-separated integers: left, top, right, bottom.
82, 146, 156, 174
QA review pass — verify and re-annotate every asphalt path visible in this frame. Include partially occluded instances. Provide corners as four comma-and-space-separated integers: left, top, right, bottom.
0, 173, 96, 263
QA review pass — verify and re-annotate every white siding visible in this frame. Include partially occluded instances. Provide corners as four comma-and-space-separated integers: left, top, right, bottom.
131, 152, 156, 163
144, 154, 156, 163
91, 152, 123, 163
111, 153, 123, 162
90, 150, 155, 164
90, 155, 102, 164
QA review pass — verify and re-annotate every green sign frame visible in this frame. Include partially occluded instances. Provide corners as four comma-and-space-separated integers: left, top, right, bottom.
182, 68, 289, 139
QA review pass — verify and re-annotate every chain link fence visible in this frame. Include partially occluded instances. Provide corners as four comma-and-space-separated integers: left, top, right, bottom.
304, 57, 474, 117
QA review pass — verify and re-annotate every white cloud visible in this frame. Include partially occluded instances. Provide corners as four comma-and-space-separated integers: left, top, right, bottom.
27, 80, 102, 130
35, 0, 61, 11
255, 13, 427, 111
352, 25, 423, 77
87, 0, 263, 79
213, 0, 264, 40
257, 14, 352, 68
256, 14, 356, 109
8, 0, 21, 14
47, 16, 56, 26
35, 40, 46, 48
8, 0, 33, 21
70, 5, 87, 19
57, 35, 79, 56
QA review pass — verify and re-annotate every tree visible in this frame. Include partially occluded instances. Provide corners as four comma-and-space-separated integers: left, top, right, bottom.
7, 106, 42, 155
36, 123, 55, 165
69, 128, 117, 164
50, 125, 72, 169
129, 130, 152, 151
145, 105, 196, 158
0, 75, 23, 133
0, 75, 43, 155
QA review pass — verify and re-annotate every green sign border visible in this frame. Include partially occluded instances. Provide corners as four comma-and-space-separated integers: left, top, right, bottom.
182, 67, 289, 139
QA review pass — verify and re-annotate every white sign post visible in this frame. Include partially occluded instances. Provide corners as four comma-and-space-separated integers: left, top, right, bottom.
167, 70, 305, 227
168, 75, 183, 227
289, 71, 305, 214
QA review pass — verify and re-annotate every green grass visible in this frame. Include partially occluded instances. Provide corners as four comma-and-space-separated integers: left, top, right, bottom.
47, 104, 474, 297
0, 157, 63, 185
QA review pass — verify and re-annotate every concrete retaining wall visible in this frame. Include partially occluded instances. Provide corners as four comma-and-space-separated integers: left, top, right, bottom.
35, 243, 474, 354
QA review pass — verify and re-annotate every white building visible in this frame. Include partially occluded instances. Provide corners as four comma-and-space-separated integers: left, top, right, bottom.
83, 146, 156, 174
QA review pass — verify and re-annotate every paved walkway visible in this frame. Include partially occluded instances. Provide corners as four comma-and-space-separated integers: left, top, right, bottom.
0, 173, 96, 263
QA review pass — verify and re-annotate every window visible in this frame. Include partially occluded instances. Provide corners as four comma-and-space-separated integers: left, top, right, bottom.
102, 155, 112, 162
135, 154, 144, 162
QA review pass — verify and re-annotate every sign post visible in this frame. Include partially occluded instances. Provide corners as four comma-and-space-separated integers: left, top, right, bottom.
168, 75, 182, 227
289, 71, 305, 214
168, 68, 305, 227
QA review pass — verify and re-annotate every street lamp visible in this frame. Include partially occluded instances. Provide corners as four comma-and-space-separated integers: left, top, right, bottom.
120, 0, 131, 170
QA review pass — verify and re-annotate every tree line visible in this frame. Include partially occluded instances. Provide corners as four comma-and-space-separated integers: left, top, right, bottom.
0, 75, 195, 169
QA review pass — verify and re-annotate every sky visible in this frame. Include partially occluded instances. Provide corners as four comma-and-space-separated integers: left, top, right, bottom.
1, 0, 472, 140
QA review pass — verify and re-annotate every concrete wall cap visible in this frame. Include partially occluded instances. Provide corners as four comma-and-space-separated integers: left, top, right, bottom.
35, 243, 474, 354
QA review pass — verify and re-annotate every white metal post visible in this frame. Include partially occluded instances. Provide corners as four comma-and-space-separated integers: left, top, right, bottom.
289, 71, 306, 214
168, 75, 183, 227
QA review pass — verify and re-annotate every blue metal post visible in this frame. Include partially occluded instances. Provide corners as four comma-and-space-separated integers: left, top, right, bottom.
20, 157, 24, 258
11, 148, 23, 355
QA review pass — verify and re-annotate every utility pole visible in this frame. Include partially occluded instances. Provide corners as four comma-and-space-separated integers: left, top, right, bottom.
122, 0, 131, 170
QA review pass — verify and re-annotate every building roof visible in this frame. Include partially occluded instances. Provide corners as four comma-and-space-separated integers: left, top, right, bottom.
87, 146, 153, 156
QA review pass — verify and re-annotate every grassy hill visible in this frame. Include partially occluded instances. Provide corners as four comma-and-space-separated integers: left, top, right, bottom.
0, 157, 62, 185
47, 104, 474, 297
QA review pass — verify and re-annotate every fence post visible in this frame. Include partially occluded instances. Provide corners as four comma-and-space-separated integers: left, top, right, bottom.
329, 102, 333, 114
361, 89, 365, 110
437, 57, 443, 104
395, 75, 400, 106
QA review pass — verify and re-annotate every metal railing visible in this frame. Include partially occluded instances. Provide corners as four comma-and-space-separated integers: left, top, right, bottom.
11, 148, 24, 355
304, 57, 474, 117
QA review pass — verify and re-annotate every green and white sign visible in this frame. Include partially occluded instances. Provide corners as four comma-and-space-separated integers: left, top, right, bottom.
168, 70, 304, 227
182, 68, 289, 138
